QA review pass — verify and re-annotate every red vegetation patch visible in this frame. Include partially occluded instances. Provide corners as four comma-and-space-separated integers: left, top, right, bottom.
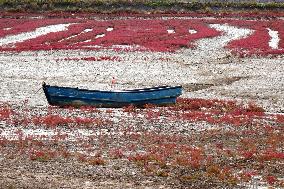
0, 18, 220, 52
0, 18, 76, 38
0, 104, 13, 120
0, 98, 283, 187
0, 17, 283, 56
60, 56, 122, 62
219, 19, 284, 56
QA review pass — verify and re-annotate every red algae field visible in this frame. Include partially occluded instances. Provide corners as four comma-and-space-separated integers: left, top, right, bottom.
0, 13, 284, 188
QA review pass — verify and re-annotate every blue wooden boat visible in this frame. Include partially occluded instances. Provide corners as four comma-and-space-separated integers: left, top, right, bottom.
42, 82, 182, 108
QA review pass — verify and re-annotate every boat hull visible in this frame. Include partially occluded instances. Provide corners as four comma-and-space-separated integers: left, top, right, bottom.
42, 83, 182, 108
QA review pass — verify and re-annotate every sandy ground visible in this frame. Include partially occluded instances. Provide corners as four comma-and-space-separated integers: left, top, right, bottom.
0, 49, 283, 113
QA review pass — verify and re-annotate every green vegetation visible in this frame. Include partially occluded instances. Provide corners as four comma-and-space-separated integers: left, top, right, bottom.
0, 0, 283, 13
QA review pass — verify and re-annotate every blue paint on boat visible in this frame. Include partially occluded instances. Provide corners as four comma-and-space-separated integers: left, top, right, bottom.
42, 83, 182, 108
